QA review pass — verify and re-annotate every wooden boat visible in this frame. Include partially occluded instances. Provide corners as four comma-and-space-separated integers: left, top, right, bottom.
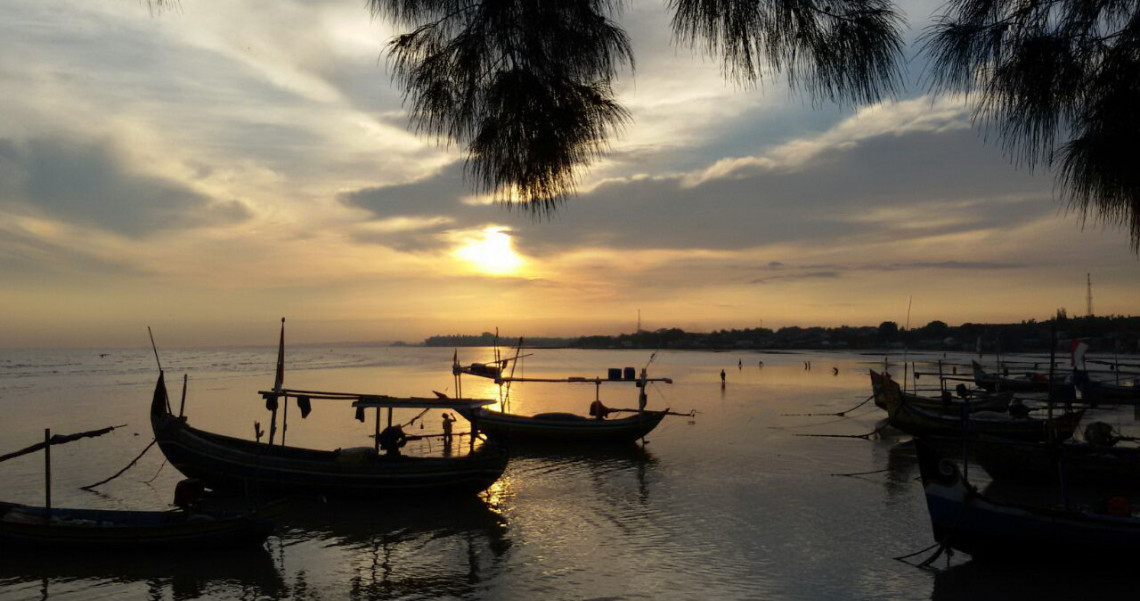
972, 360, 1074, 400
915, 438, 1140, 559
873, 370, 1083, 441
151, 373, 509, 498
969, 435, 1140, 485
455, 407, 668, 444
0, 425, 278, 551
451, 345, 686, 444
870, 370, 1012, 414
1074, 371, 1140, 406
0, 500, 277, 550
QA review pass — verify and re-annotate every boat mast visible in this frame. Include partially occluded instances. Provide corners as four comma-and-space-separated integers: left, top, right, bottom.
269, 317, 285, 446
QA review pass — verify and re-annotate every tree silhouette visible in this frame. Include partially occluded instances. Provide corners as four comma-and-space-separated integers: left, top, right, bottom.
370, 0, 905, 212
922, 0, 1140, 251
148, 0, 1138, 251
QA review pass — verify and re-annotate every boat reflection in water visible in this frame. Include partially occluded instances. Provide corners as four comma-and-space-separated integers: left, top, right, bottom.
932, 560, 1136, 601
0, 545, 285, 600
277, 494, 512, 599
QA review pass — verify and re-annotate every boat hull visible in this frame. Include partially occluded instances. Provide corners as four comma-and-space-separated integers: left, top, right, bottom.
459, 408, 666, 444
916, 441, 1140, 559
970, 437, 1140, 485
0, 501, 276, 551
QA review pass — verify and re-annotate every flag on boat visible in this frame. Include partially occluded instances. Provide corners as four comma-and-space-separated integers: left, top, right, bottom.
274, 317, 285, 392
1071, 339, 1089, 368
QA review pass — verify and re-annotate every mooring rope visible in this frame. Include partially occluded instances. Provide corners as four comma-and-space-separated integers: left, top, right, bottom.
80, 439, 157, 491
795, 421, 891, 440
782, 394, 875, 417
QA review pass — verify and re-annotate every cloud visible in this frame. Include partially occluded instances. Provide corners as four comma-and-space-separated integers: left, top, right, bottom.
509, 123, 1054, 256
752, 271, 842, 284
0, 137, 251, 237
330, 95, 1059, 263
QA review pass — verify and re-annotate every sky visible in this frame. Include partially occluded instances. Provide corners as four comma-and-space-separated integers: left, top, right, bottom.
1, 0, 1137, 348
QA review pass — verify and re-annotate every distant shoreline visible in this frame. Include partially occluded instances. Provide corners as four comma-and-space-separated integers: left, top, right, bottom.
422, 314, 1140, 355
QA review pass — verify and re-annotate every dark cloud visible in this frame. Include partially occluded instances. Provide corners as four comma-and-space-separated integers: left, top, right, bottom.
891, 261, 1026, 270
0, 137, 250, 237
744, 259, 1028, 285
339, 162, 473, 218
510, 126, 1057, 256
752, 271, 842, 284
333, 123, 1059, 258
339, 162, 516, 252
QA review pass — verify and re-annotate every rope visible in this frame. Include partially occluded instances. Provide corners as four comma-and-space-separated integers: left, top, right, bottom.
893, 542, 943, 563
80, 439, 157, 491
830, 468, 891, 478
401, 408, 432, 429
782, 394, 874, 417
143, 459, 168, 484
795, 421, 891, 440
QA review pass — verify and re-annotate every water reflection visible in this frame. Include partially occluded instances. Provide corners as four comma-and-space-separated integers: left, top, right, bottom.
0, 545, 285, 600
932, 560, 1136, 601
279, 496, 511, 600
882, 440, 918, 499
510, 443, 658, 505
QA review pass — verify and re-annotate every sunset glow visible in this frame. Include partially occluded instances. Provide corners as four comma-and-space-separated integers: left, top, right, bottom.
455, 227, 527, 276
0, 0, 1136, 348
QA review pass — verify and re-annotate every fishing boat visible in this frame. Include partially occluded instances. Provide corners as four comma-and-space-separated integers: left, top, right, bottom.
150, 320, 509, 498
450, 344, 689, 444
872, 370, 1083, 442
915, 438, 1140, 559
151, 375, 509, 498
0, 500, 278, 550
456, 408, 669, 444
1073, 371, 1140, 406
0, 427, 277, 551
869, 371, 1012, 414
972, 360, 1074, 400
969, 427, 1140, 485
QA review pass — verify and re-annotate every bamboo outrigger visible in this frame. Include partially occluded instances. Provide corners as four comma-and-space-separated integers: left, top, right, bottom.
0, 427, 277, 550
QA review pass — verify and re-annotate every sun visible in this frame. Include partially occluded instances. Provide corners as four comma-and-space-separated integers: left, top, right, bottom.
455, 226, 527, 276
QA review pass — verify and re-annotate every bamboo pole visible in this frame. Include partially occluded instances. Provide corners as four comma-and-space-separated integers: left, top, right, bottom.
178, 374, 188, 418
44, 429, 51, 519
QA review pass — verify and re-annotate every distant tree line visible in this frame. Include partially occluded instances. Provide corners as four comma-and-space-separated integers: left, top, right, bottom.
425, 315, 1140, 354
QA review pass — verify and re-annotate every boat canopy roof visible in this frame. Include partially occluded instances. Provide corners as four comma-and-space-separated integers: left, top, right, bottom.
259, 388, 495, 411
457, 367, 672, 385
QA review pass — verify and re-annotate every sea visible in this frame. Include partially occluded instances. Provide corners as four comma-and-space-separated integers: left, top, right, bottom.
1, 345, 1137, 601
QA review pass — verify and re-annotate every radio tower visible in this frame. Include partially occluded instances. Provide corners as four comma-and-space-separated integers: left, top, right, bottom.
1086, 273, 1094, 317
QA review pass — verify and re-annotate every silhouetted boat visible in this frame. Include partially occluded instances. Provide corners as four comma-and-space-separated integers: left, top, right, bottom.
149, 319, 508, 498
1073, 371, 1140, 406
455, 408, 668, 444
0, 500, 277, 550
873, 370, 1083, 441
970, 434, 1140, 485
972, 360, 1074, 399
451, 345, 686, 444
916, 438, 1140, 559
870, 370, 1012, 414
0, 424, 279, 551
151, 373, 509, 498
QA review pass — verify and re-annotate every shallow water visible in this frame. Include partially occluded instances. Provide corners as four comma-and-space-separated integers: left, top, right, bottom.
0, 346, 1136, 600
